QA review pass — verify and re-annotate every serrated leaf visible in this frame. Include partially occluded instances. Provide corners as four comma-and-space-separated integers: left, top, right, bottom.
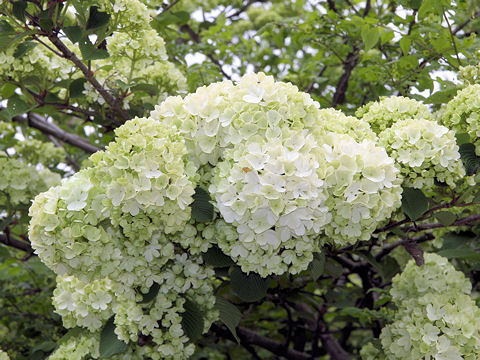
130, 83, 158, 96
202, 245, 234, 267
13, 41, 37, 58
30, 341, 56, 355
86, 6, 111, 30
0, 20, 15, 34
309, 252, 325, 281
0, 83, 17, 99
79, 37, 109, 60
69, 78, 86, 98
191, 187, 214, 222
361, 26, 379, 51
435, 211, 456, 226
399, 37, 411, 55
456, 133, 470, 146
215, 296, 242, 343
459, 143, 480, 176
116, 80, 130, 91
7, 95, 34, 118
442, 232, 473, 249
426, 88, 458, 105
12, 1, 27, 22
138, 282, 160, 304
230, 267, 270, 302
64, 26, 83, 43
324, 258, 343, 278
401, 187, 429, 221
99, 317, 128, 358
437, 248, 480, 260
181, 298, 204, 342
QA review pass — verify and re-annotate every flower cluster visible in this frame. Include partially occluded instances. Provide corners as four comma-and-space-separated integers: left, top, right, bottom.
29, 118, 217, 358
0, 350, 8, 360
378, 118, 465, 189
373, 253, 480, 359
0, 153, 61, 207
209, 129, 330, 276
49, 329, 100, 360
320, 133, 402, 244
14, 138, 66, 168
356, 96, 432, 133
440, 84, 480, 155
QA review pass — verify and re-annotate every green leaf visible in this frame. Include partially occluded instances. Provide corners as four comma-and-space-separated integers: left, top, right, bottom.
181, 298, 205, 342
426, 88, 458, 104
399, 37, 411, 55
214, 296, 242, 343
191, 187, 214, 222
138, 282, 160, 304
99, 317, 128, 358
309, 252, 325, 281
230, 267, 270, 302
86, 6, 111, 30
30, 341, 56, 356
79, 37, 109, 60
401, 187, 429, 220
0, 83, 17, 98
69, 78, 86, 98
7, 95, 34, 118
154, 11, 190, 27
361, 26, 379, 51
437, 248, 480, 260
325, 258, 343, 278
64, 26, 83, 44
459, 143, 480, 176
116, 80, 130, 91
12, 1, 27, 22
13, 41, 37, 58
435, 211, 456, 226
130, 83, 158, 96
442, 232, 473, 249
418, 0, 442, 19
455, 133, 470, 146
39, 11, 54, 31
202, 245, 234, 267
0, 20, 15, 34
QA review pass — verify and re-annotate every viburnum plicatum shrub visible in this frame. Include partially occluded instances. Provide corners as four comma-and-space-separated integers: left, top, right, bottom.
361, 253, 480, 360
29, 73, 475, 358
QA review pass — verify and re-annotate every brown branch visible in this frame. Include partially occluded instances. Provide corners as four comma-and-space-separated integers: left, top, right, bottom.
228, 0, 267, 19
211, 323, 311, 360
305, 65, 327, 93
443, 8, 462, 68
453, 10, 480, 35
332, 48, 359, 107
11, 112, 103, 154
46, 34, 130, 122
0, 234, 33, 253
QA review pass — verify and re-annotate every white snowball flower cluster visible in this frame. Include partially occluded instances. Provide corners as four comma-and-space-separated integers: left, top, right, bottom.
321, 133, 402, 244
209, 129, 330, 276
49, 329, 100, 360
314, 108, 377, 142
356, 96, 432, 133
378, 118, 465, 189
0, 350, 8, 360
0, 152, 61, 207
29, 118, 217, 359
441, 84, 480, 155
373, 253, 480, 359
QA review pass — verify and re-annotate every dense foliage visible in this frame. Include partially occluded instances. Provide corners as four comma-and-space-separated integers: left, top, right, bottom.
1, 0, 480, 359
